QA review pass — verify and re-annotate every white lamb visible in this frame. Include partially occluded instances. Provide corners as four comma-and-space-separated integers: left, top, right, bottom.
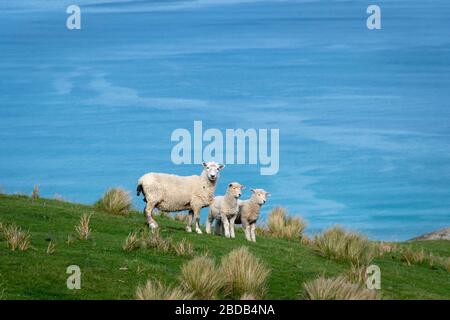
205, 182, 245, 238
235, 189, 270, 242
136, 161, 225, 233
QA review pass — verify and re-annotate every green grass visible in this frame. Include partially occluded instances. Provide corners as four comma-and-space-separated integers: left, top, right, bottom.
0, 194, 449, 300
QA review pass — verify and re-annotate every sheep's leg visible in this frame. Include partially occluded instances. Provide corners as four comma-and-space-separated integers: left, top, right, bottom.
242, 219, 251, 241
221, 214, 231, 238
206, 209, 214, 234
193, 208, 203, 234
229, 216, 237, 239
186, 210, 194, 232
250, 223, 257, 242
144, 202, 158, 230
214, 219, 222, 235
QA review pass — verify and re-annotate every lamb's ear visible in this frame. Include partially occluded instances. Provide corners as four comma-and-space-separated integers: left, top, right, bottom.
251, 189, 255, 193
266, 192, 271, 197
241, 185, 246, 190
218, 163, 225, 170
229, 183, 233, 187
202, 162, 208, 168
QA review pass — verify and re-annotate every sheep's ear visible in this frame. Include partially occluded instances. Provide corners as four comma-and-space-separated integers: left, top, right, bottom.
251, 189, 255, 193
241, 185, 246, 190
228, 183, 233, 187
266, 192, 271, 197
218, 163, 225, 170
202, 162, 208, 168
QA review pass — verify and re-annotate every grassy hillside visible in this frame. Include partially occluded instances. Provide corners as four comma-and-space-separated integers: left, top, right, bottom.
0, 194, 449, 300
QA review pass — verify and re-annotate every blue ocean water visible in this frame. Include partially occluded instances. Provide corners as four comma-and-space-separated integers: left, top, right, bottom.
1, 0, 449, 241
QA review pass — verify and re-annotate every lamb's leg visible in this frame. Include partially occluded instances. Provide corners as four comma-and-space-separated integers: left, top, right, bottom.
214, 219, 222, 235
242, 219, 251, 241
144, 202, 158, 230
186, 210, 194, 233
206, 209, 214, 234
193, 207, 203, 234
221, 214, 231, 238
229, 216, 237, 239
250, 223, 257, 242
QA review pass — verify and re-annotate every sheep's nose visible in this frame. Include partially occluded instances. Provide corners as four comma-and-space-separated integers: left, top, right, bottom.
262, 200, 266, 204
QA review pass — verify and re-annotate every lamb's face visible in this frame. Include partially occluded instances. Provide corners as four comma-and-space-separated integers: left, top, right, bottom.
202, 161, 225, 182
228, 182, 245, 199
251, 189, 270, 205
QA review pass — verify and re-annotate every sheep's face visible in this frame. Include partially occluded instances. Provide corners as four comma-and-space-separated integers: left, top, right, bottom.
251, 189, 270, 205
228, 182, 245, 199
202, 161, 225, 181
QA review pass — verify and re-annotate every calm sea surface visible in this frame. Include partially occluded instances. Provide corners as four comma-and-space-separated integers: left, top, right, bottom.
1, 0, 450, 240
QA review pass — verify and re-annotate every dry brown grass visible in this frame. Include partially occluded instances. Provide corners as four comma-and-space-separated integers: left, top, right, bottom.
267, 207, 307, 240
136, 279, 194, 300
66, 234, 76, 245
240, 293, 257, 300
180, 256, 224, 299
302, 275, 380, 300
172, 238, 194, 257
219, 246, 270, 299
142, 230, 172, 252
46, 241, 56, 255
313, 226, 375, 266
95, 188, 132, 216
31, 185, 39, 200
400, 246, 449, 272
344, 265, 368, 285
1, 223, 31, 251
122, 232, 140, 252
75, 213, 91, 240
400, 246, 427, 266
174, 213, 187, 222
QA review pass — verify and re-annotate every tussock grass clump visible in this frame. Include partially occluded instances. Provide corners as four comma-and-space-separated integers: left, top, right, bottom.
126, 230, 194, 256
1, 223, 31, 251
267, 207, 307, 240
302, 276, 380, 300
123, 232, 140, 252
344, 265, 367, 285
400, 246, 427, 266
95, 188, 132, 216
31, 185, 39, 200
400, 246, 449, 272
180, 256, 224, 299
174, 213, 187, 222
46, 241, 56, 255
219, 247, 270, 299
75, 214, 91, 240
136, 279, 193, 300
172, 238, 194, 257
142, 230, 171, 253
313, 226, 375, 266
66, 234, 76, 245
240, 293, 256, 300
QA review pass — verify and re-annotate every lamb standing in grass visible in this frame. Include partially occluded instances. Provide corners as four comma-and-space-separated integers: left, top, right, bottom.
206, 182, 245, 238
235, 189, 270, 242
136, 162, 225, 233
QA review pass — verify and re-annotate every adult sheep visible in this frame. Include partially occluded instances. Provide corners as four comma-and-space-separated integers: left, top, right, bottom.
136, 161, 225, 233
